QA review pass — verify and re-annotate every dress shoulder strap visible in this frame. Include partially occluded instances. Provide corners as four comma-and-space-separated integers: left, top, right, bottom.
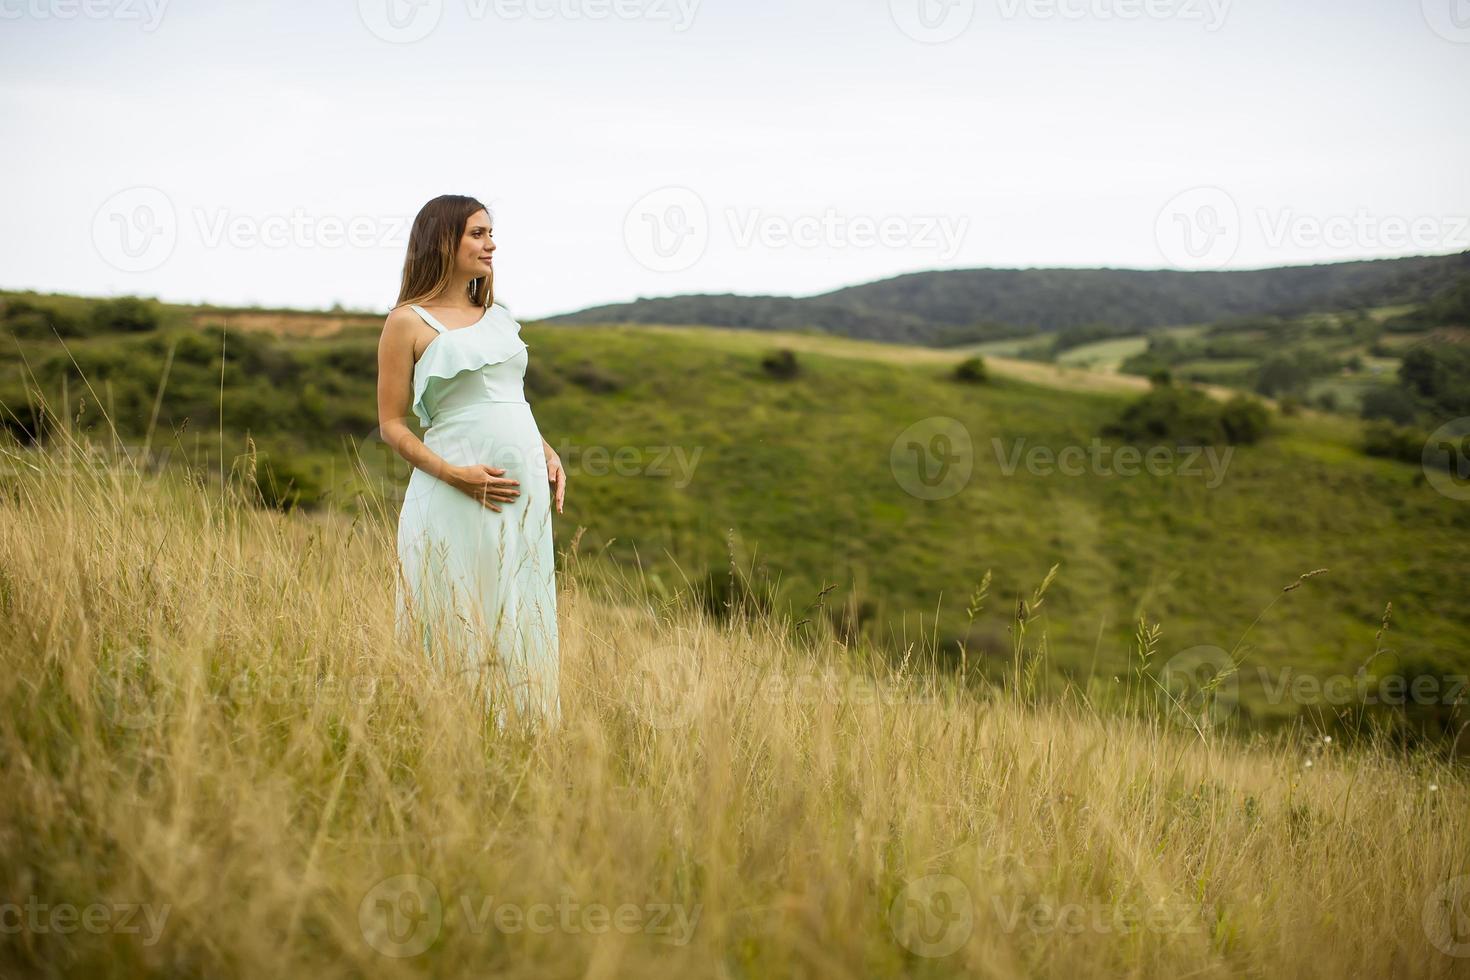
408, 304, 447, 334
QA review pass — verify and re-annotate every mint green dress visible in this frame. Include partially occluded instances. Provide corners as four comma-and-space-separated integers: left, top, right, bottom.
394, 302, 560, 726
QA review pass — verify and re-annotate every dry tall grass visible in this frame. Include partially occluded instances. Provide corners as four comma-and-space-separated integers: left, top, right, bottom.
0, 431, 1466, 979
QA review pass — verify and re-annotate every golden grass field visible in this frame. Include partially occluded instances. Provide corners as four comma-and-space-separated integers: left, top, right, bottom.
1, 428, 1467, 979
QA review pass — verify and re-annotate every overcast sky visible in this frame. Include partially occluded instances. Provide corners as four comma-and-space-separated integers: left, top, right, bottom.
2, 0, 1467, 320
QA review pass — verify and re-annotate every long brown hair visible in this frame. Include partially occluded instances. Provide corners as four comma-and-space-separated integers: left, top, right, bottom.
394, 194, 495, 311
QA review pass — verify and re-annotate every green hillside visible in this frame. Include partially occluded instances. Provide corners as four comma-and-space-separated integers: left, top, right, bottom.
550, 252, 1470, 344
2, 290, 1466, 736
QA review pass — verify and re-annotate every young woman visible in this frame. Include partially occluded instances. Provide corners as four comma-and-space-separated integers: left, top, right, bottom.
377, 194, 566, 727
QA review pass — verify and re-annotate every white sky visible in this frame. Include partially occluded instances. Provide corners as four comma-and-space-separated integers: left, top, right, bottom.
2, 0, 1467, 320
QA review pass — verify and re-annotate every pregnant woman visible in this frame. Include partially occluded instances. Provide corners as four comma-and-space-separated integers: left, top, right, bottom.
377, 194, 566, 727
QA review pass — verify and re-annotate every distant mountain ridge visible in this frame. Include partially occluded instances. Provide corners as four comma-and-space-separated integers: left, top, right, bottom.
546, 252, 1470, 345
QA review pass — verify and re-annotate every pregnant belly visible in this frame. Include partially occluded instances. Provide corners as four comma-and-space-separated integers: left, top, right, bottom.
405, 404, 546, 505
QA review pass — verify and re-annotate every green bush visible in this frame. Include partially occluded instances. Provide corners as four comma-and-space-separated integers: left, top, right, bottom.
169, 330, 221, 367
238, 453, 328, 512
760, 349, 799, 380
1361, 420, 1426, 465
91, 296, 162, 333
1103, 382, 1271, 447
1359, 386, 1420, 426
1, 298, 88, 339
953, 356, 987, 384
567, 361, 624, 394
523, 362, 564, 399
1220, 395, 1271, 444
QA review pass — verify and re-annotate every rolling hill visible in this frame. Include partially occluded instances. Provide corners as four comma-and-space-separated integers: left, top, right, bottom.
548, 251, 1470, 345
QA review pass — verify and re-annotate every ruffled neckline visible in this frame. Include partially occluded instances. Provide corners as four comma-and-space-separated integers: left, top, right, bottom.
411, 303, 529, 427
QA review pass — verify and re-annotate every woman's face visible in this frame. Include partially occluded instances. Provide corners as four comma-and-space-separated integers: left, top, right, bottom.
455, 208, 495, 279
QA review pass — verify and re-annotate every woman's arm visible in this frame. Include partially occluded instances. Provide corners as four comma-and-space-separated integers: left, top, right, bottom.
377, 307, 520, 510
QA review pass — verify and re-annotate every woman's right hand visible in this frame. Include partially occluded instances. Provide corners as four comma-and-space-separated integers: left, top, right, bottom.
447, 463, 520, 511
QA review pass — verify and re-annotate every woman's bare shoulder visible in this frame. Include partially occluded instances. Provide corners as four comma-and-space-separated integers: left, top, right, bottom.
382, 304, 425, 336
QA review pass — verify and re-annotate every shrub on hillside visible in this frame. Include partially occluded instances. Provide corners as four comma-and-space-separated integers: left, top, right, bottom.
91, 296, 162, 333
1, 297, 88, 338
1361, 420, 1426, 465
697, 565, 776, 621
760, 348, 799, 379
953, 356, 987, 383
523, 361, 564, 398
1103, 382, 1271, 447
1359, 386, 1420, 426
170, 330, 221, 367
234, 451, 327, 512
1400, 344, 1470, 417
1220, 395, 1272, 444
567, 361, 623, 393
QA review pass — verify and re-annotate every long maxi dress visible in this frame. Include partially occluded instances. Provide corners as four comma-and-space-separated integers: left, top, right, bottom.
394, 301, 560, 726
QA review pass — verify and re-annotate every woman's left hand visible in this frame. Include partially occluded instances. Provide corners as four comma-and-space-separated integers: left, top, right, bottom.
544, 448, 566, 514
